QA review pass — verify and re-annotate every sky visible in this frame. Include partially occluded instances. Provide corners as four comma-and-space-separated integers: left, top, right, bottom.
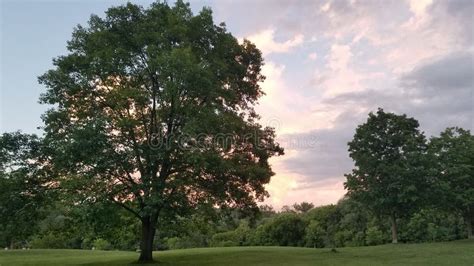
1, 0, 473, 209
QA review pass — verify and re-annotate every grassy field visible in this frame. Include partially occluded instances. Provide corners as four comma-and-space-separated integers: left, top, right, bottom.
0, 240, 473, 265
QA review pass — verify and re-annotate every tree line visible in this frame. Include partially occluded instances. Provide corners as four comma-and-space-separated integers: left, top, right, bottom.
1, 109, 472, 251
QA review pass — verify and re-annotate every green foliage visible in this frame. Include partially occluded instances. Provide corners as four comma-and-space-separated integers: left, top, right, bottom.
303, 204, 342, 247
81, 238, 93, 250
304, 221, 325, 248
30, 232, 71, 249
165, 237, 181, 249
29, 206, 83, 249
350, 231, 366, 247
428, 127, 474, 238
344, 108, 430, 243
365, 226, 384, 246
93, 238, 112, 250
4, 198, 472, 251
72, 202, 140, 250
253, 213, 306, 247
210, 232, 239, 247
335, 198, 370, 247
293, 202, 314, 214
210, 220, 250, 247
0, 132, 49, 248
334, 230, 354, 247
258, 205, 276, 219
164, 234, 209, 250
247, 223, 274, 246
400, 209, 465, 242
24, 201, 141, 251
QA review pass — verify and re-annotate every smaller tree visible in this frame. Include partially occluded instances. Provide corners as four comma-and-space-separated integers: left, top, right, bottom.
263, 213, 306, 246
337, 197, 371, 246
0, 132, 48, 248
304, 220, 325, 248
303, 204, 340, 248
293, 202, 314, 214
280, 205, 295, 213
344, 108, 429, 243
258, 204, 276, 218
428, 127, 474, 239
365, 226, 384, 246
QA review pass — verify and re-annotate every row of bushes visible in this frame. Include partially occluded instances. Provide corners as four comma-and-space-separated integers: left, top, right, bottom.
30, 234, 113, 250
162, 204, 467, 250
3, 199, 467, 251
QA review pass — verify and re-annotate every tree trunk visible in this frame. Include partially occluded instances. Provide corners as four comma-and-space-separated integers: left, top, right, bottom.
138, 217, 156, 263
390, 214, 398, 244
467, 216, 473, 239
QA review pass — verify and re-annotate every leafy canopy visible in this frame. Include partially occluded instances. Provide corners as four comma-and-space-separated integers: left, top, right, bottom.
39, 1, 283, 223
0, 132, 47, 247
428, 127, 474, 219
344, 108, 429, 218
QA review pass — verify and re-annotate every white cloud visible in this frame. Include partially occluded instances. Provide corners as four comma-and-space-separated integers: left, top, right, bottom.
403, 0, 433, 29
265, 149, 347, 209
407, 0, 433, 17
245, 29, 304, 55
266, 176, 346, 209
320, 1, 331, 12
256, 61, 323, 134
313, 43, 369, 97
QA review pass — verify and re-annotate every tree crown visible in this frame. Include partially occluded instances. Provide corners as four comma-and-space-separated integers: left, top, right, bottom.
39, 1, 283, 220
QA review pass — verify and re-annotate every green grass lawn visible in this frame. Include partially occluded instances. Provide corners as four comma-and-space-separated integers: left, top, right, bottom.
0, 240, 473, 266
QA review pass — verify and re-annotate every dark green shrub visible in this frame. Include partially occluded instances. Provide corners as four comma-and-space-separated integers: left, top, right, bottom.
165, 233, 209, 250
252, 212, 306, 246
304, 220, 325, 248
92, 238, 112, 250
365, 226, 384, 246
30, 232, 69, 249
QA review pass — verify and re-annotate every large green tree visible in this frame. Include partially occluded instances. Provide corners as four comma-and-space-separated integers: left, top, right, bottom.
428, 127, 474, 239
39, 1, 282, 262
344, 109, 429, 243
